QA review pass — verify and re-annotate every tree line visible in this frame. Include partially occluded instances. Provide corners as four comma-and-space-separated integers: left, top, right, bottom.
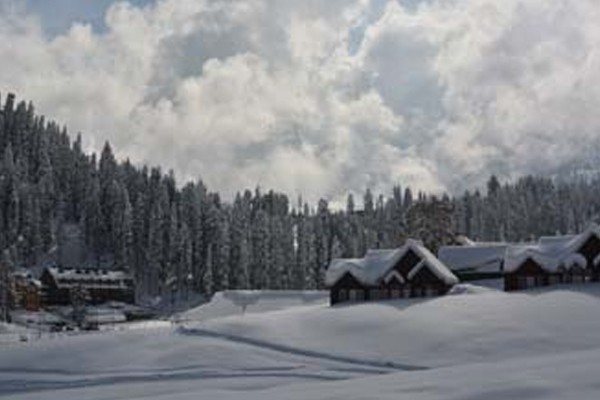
1, 93, 600, 308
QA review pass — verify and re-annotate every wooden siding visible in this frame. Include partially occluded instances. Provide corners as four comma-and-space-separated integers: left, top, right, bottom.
330, 272, 366, 305
578, 234, 600, 281
40, 269, 135, 306
329, 262, 454, 305
504, 258, 549, 291
393, 249, 421, 277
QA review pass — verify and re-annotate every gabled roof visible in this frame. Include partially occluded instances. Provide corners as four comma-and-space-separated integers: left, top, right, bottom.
504, 224, 600, 273
503, 244, 563, 273
326, 239, 458, 287
561, 224, 600, 254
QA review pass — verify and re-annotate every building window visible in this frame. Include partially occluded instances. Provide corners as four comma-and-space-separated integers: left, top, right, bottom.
425, 286, 437, 297
338, 289, 348, 302
526, 276, 535, 288
536, 275, 547, 286
349, 289, 364, 301
369, 289, 387, 300
390, 289, 400, 299
402, 286, 411, 298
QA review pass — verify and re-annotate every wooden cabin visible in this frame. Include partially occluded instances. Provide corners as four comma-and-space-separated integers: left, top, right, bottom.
41, 266, 135, 306
12, 270, 42, 311
504, 224, 600, 291
326, 240, 459, 305
504, 257, 550, 291
577, 232, 600, 281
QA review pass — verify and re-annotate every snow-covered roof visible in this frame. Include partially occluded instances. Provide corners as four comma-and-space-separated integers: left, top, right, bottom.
504, 224, 600, 273
594, 253, 600, 267
45, 267, 133, 290
326, 239, 458, 287
538, 235, 577, 247
561, 224, 600, 254
438, 244, 507, 273
563, 253, 588, 269
12, 269, 42, 288
503, 244, 563, 273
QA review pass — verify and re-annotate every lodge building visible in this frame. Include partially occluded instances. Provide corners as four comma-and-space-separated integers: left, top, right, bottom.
40, 266, 135, 305
12, 270, 42, 311
503, 225, 600, 291
326, 240, 459, 305
437, 224, 600, 292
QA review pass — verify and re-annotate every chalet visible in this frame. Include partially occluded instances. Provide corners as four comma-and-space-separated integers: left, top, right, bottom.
326, 240, 459, 305
438, 243, 507, 281
40, 266, 135, 306
504, 224, 600, 291
12, 270, 42, 311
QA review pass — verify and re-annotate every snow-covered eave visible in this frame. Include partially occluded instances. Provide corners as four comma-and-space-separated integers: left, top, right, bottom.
326, 240, 458, 287
504, 250, 589, 274
561, 253, 588, 269
325, 258, 367, 287
563, 223, 600, 254
47, 267, 132, 282
412, 241, 459, 284
504, 224, 600, 273
406, 250, 459, 285
504, 254, 557, 274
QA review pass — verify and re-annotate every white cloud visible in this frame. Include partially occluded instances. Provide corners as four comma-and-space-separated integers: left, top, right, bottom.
1, 0, 599, 203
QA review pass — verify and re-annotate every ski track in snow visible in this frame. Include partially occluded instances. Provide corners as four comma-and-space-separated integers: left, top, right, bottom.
0, 327, 409, 396
0, 369, 343, 396
177, 326, 428, 372
8, 287, 600, 399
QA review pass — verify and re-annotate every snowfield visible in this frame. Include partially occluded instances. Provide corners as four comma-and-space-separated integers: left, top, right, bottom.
3, 284, 600, 399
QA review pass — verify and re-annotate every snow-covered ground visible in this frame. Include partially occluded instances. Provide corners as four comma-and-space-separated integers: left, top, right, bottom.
3, 284, 600, 399
178, 290, 327, 322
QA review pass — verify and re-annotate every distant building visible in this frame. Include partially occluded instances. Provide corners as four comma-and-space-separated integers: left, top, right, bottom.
40, 266, 135, 306
12, 270, 42, 311
326, 240, 459, 305
504, 225, 600, 291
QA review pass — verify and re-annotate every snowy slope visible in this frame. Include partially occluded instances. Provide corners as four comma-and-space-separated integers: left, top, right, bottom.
196, 284, 600, 367
179, 290, 327, 322
4, 285, 600, 399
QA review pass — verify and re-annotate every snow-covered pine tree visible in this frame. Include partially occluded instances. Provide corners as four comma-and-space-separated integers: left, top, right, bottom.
230, 192, 250, 289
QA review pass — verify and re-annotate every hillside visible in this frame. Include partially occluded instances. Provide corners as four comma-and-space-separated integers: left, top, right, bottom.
188, 284, 600, 367
179, 290, 327, 322
3, 93, 600, 313
3, 284, 600, 399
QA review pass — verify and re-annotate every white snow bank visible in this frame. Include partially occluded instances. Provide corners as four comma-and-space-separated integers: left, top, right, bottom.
179, 290, 328, 323
204, 347, 600, 400
6, 285, 600, 399
447, 283, 498, 295
0, 322, 30, 335
5, 325, 600, 400
196, 283, 600, 368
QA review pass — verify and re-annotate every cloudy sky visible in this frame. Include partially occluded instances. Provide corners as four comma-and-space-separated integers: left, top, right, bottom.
1, 0, 599, 202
